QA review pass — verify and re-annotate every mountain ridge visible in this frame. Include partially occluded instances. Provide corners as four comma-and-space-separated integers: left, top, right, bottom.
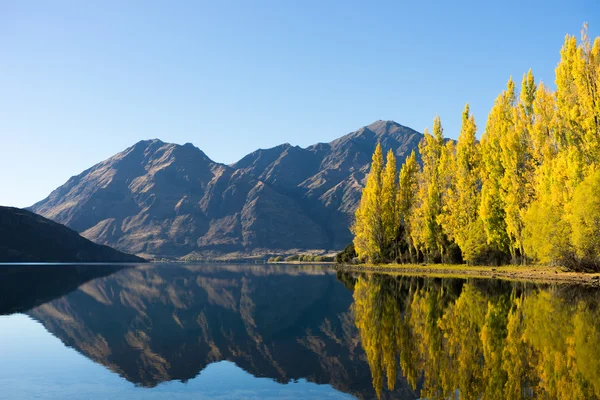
0, 206, 145, 262
30, 120, 424, 259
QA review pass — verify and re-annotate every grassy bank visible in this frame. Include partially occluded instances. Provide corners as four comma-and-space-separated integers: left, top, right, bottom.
268, 260, 335, 265
334, 263, 600, 286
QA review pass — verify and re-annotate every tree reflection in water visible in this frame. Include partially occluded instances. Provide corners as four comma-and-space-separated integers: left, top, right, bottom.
349, 273, 600, 399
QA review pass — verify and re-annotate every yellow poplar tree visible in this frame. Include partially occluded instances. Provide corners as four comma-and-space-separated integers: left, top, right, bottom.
525, 26, 598, 266
398, 151, 419, 261
412, 116, 445, 261
439, 103, 484, 263
347, 25, 600, 270
438, 139, 456, 226
555, 33, 582, 149
381, 149, 399, 258
572, 24, 600, 163
520, 69, 537, 120
529, 83, 558, 165
499, 72, 536, 262
352, 143, 385, 261
480, 79, 515, 254
569, 168, 600, 271
523, 82, 567, 264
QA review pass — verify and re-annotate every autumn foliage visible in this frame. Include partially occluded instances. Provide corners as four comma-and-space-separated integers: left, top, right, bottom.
352, 25, 600, 270
351, 274, 600, 399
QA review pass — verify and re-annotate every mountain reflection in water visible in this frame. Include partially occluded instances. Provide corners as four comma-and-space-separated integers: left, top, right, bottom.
19, 264, 415, 399
1, 264, 599, 399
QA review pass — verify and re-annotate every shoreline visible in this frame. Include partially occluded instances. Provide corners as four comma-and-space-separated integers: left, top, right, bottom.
333, 263, 600, 286
267, 261, 335, 265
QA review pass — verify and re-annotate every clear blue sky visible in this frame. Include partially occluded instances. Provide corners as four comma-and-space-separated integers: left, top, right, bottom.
1, 0, 598, 208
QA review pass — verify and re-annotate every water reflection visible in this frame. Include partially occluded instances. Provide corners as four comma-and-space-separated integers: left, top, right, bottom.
18, 264, 415, 399
0, 264, 127, 315
2, 264, 600, 399
348, 273, 600, 399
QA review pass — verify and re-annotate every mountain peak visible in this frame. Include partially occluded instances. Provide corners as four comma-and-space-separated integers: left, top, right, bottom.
132, 138, 164, 147
363, 120, 414, 136
366, 119, 398, 129
328, 120, 419, 148
124, 138, 215, 166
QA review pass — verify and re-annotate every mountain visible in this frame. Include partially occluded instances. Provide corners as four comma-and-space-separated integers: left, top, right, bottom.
30, 120, 423, 259
26, 264, 417, 399
0, 206, 145, 262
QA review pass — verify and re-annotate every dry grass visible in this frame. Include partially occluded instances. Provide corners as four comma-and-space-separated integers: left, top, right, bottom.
335, 263, 600, 286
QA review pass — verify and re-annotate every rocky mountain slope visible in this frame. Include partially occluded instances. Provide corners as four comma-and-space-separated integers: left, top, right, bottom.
0, 206, 145, 262
30, 120, 423, 258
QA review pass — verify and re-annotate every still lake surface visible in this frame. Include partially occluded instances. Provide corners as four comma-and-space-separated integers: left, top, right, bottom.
0, 263, 599, 399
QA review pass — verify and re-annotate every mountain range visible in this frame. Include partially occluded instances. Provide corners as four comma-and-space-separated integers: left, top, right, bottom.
30, 120, 424, 259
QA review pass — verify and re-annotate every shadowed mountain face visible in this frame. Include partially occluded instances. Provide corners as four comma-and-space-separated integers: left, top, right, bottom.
25, 264, 417, 400
0, 206, 145, 263
30, 121, 423, 258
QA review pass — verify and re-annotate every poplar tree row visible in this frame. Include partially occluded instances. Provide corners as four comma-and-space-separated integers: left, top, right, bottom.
352, 26, 600, 270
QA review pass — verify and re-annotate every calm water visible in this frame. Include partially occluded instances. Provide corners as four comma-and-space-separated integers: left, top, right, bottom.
0, 264, 599, 399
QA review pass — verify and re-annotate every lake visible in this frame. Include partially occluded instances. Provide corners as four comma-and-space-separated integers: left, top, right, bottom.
0, 263, 599, 399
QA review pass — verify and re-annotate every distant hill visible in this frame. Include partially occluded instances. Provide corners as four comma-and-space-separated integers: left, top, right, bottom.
30, 120, 423, 259
0, 206, 145, 262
